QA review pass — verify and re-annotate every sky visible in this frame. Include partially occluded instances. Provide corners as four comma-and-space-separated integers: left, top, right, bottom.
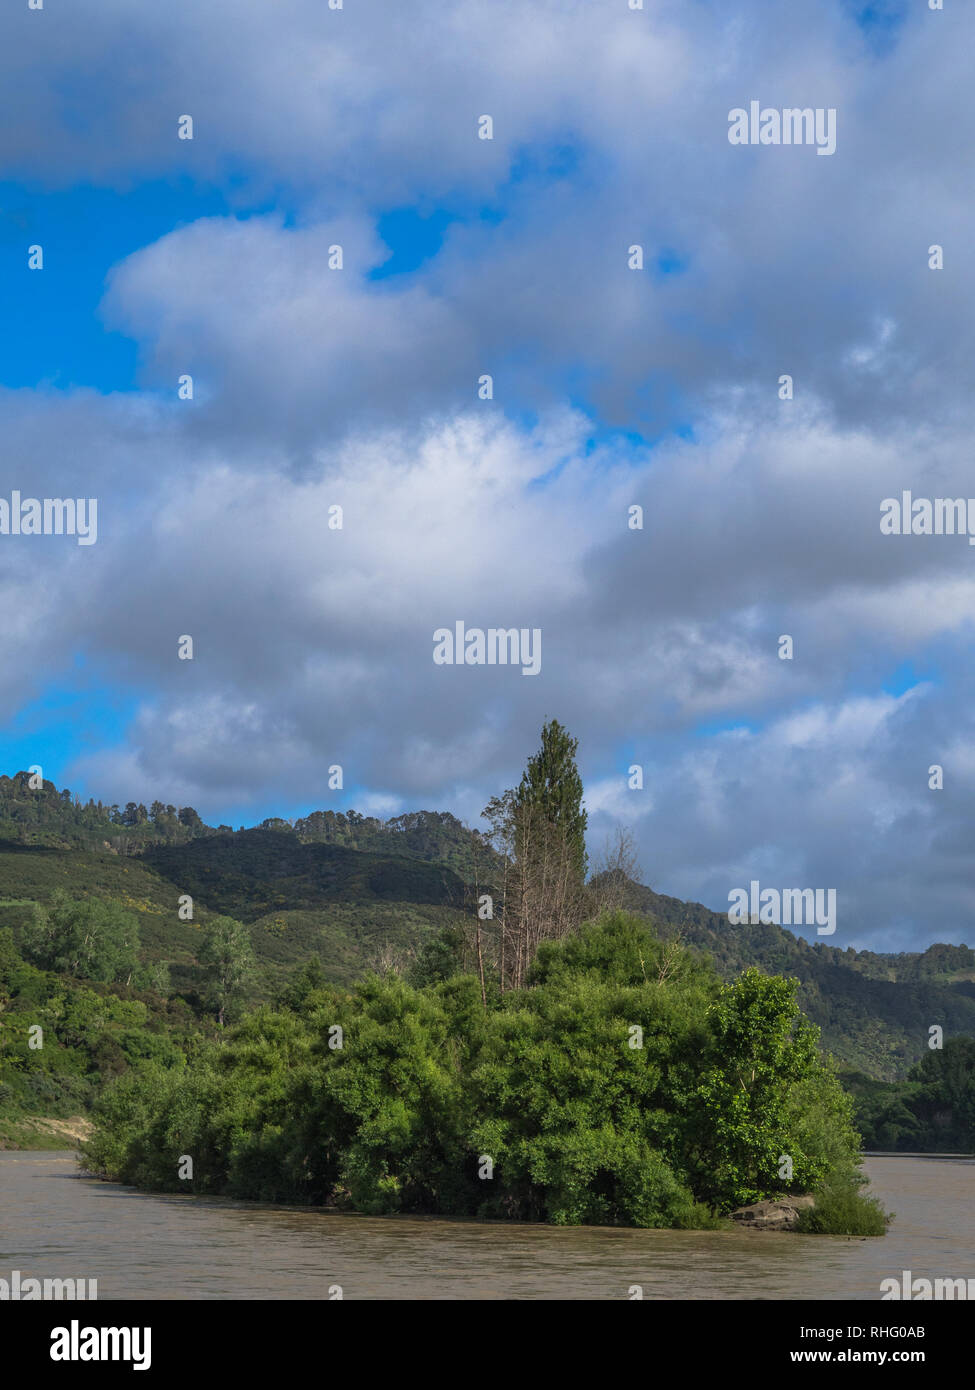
1, 0, 973, 951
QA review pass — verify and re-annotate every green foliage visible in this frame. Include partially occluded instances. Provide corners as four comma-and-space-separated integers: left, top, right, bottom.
516, 718, 588, 880
0, 771, 212, 853
406, 922, 467, 988
847, 1037, 975, 1151
685, 968, 849, 1208
795, 1178, 891, 1236
20, 892, 141, 984
199, 916, 255, 1025
1, 762, 969, 1208
2, 769, 973, 1083
293, 809, 501, 880
141, 830, 469, 922
83, 913, 875, 1230
82, 1008, 319, 1199
467, 920, 717, 1226
0, 927, 196, 1126
614, 877, 975, 1079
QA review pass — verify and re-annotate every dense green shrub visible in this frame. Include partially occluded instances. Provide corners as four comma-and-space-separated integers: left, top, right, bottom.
796, 1179, 891, 1236
846, 1038, 975, 1152
20, 892, 141, 984
0, 926, 198, 1125
82, 913, 880, 1230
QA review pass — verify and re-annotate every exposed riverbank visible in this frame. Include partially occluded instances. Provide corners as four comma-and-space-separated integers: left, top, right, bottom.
0, 1114, 93, 1151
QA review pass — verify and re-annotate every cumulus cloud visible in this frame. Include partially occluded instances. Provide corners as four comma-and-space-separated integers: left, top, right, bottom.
2, 2, 974, 946
0, 386, 971, 946
4, 1, 971, 443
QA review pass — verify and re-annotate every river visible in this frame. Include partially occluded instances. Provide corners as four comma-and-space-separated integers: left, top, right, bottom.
1, 1153, 971, 1299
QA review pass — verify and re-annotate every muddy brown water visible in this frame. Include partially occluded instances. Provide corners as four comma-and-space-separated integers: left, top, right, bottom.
1, 1152, 971, 1299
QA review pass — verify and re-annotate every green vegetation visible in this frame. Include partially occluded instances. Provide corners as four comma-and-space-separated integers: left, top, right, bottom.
0, 771, 221, 854
2, 728, 971, 1235
140, 828, 470, 922
288, 808, 501, 881
516, 717, 589, 880
198, 915, 255, 1026
844, 1038, 975, 1151
795, 1179, 891, 1236
81, 913, 877, 1230
614, 879, 975, 1080
3, 766, 973, 1085
20, 891, 141, 985
0, 925, 203, 1138
0, 772, 497, 878
0, 823, 475, 1004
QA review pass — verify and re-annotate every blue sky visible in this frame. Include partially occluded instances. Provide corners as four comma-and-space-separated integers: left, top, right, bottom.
1, 0, 974, 950
1, 180, 233, 389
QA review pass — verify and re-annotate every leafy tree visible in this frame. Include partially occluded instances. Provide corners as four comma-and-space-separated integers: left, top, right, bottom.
516, 718, 588, 880
261, 817, 295, 835
20, 892, 140, 985
685, 968, 852, 1208
279, 956, 328, 1013
478, 722, 592, 990
406, 923, 466, 988
848, 1037, 975, 1151
199, 915, 255, 1026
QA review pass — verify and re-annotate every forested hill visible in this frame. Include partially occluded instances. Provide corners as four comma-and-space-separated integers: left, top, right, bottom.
611, 875, 975, 1079
0, 772, 496, 878
140, 828, 469, 921
1, 771, 973, 1080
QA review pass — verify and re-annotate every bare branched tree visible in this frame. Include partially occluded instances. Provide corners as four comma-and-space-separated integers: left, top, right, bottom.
589, 824, 641, 916
480, 794, 590, 991
367, 939, 415, 977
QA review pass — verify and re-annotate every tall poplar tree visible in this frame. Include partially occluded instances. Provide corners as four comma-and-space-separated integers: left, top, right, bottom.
516, 719, 588, 881
480, 721, 590, 990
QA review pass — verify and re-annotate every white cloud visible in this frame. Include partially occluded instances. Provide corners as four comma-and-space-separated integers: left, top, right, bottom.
3, 1, 975, 948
